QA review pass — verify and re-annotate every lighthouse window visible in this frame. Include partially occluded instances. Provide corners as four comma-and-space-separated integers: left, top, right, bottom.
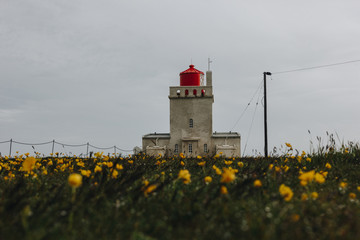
174, 144, 179, 153
189, 119, 193, 128
193, 89, 197, 95
185, 89, 189, 96
204, 144, 208, 153
176, 90, 180, 96
189, 143, 193, 153
201, 89, 205, 96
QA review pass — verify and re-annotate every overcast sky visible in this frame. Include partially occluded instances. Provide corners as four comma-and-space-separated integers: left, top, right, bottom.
1, 0, 360, 156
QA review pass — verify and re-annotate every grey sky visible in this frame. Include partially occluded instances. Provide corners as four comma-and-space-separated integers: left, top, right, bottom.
1, 0, 360, 156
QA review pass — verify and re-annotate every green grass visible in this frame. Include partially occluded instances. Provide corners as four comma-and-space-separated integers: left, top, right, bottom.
0, 143, 360, 239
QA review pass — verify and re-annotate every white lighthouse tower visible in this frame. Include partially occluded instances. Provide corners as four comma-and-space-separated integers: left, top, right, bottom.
142, 64, 241, 157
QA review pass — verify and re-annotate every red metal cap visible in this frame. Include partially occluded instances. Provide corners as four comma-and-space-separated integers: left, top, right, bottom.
179, 65, 204, 86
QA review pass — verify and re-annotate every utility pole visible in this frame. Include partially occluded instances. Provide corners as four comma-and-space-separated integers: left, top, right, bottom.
263, 72, 272, 158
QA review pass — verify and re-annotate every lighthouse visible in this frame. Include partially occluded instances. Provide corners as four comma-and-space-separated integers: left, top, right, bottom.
142, 64, 241, 157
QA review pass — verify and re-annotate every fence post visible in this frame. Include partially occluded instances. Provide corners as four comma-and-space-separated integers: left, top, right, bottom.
114, 146, 116, 156
52, 140, 55, 156
9, 139, 12, 157
86, 142, 89, 158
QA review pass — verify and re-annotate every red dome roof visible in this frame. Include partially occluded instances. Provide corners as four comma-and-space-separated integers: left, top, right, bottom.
179, 65, 204, 86
180, 65, 204, 75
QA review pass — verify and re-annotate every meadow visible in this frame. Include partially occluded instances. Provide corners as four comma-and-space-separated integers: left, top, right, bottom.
1, 140, 360, 239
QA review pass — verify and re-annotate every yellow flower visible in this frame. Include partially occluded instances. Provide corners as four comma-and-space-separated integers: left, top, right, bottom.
144, 184, 157, 197
282, 165, 290, 172
221, 168, 236, 183
128, 160, 133, 164
204, 176, 212, 184
143, 180, 149, 187
349, 192, 356, 200
197, 155, 202, 159
220, 185, 228, 194
112, 169, 118, 179
77, 162, 85, 168
279, 184, 293, 202
116, 164, 123, 170
325, 163, 331, 169
285, 143, 292, 148
224, 160, 233, 165
197, 161, 206, 166
179, 153, 185, 159
301, 193, 308, 201
94, 165, 102, 173
339, 182, 348, 189
237, 161, 244, 168
253, 179, 262, 188
180, 161, 185, 166
178, 169, 191, 184
81, 169, 91, 178
298, 170, 315, 186
320, 171, 328, 177
306, 157, 311, 162
22, 157, 37, 172
314, 173, 325, 184
68, 173, 82, 188
291, 214, 300, 222
357, 186, 360, 191
311, 192, 318, 200
268, 164, 274, 170
106, 162, 113, 168
275, 166, 281, 173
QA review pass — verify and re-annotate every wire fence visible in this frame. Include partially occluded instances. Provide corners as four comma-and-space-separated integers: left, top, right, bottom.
0, 139, 134, 157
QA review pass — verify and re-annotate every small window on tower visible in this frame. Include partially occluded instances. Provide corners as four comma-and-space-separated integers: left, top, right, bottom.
189, 118, 193, 128
193, 89, 197, 96
176, 90, 180, 96
185, 89, 189, 96
204, 144, 208, 153
174, 144, 179, 153
189, 143, 193, 153
201, 89, 205, 96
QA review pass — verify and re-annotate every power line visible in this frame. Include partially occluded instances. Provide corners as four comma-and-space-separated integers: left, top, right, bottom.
230, 80, 263, 131
272, 59, 360, 75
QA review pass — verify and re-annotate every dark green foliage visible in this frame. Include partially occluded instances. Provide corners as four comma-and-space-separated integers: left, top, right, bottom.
0, 144, 360, 240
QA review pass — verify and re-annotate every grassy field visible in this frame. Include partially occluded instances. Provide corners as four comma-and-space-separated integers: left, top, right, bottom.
1, 142, 360, 239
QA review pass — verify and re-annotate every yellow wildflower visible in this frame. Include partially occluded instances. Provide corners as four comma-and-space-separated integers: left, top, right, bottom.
221, 168, 236, 183
279, 184, 293, 202
22, 157, 37, 172
128, 160, 133, 164
349, 192, 356, 200
81, 169, 91, 178
357, 186, 360, 191
311, 192, 318, 200
180, 161, 185, 166
204, 176, 212, 184
275, 166, 281, 173
197, 155, 202, 159
301, 193, 308, 201
339, 182, 348, 189
197, 161, 206, 166
325, 163, 331, 169
314, 173, 325, 184
107, 162, 113, 168
291, 214, 300, 222
68, 173, 82, 188
224, 160, 233, 165
112, 169, 118, 179
144, 184, 157, 197
306, 157, 311, 162
179, 153, 185, 159
116, 164, 123, 170
94, 165, 102, 173
237, 161, 244, 168
299, 170, 315, 186
220, 185, 228, 195
178, 169, 191, 184
253, 179, 262, 188
285, 143, 292, 148
268, 164, 274, 170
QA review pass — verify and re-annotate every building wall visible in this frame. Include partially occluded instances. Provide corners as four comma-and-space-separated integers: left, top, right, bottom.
168, 86, 214, 157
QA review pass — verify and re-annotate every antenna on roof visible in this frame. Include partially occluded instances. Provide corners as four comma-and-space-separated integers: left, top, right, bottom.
208, 57, 213, 71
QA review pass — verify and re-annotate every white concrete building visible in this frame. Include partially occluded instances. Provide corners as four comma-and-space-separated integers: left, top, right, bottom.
142, 64, 241, 158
